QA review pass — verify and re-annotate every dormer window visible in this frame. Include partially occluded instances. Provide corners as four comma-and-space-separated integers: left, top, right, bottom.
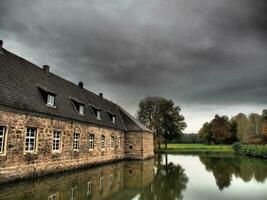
47, 94, 55, 107
108, 112, 116, 124
91, 106, 101, 120
70, 97, 85, 115
37, 85, 56, 108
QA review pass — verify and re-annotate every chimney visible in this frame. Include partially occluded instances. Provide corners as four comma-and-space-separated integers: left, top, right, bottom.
43, 65, 50, 74
99, 93, 103, 98
78, 81, 84, 89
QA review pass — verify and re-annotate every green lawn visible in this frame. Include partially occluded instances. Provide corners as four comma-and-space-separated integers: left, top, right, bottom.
157, 143, 233, 153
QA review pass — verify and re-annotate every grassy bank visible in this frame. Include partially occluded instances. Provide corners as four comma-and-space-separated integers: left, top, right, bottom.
157, 144, 233, 153
234, 144, 267, 159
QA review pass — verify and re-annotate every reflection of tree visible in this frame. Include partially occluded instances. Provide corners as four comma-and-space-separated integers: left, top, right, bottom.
199, 155, 267, 190
140, 154, 188, 200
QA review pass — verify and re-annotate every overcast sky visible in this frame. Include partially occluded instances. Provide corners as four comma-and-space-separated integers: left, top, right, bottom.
0, 0, 266, 133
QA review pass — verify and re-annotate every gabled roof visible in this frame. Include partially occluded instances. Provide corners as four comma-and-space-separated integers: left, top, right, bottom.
0, 48, 152, 133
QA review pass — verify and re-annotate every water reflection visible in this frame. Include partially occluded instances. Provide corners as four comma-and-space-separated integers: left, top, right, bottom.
1, 154, 267, 200
0, 160, 154, 200
140, 154, 188, 200
199, 155, 267, 190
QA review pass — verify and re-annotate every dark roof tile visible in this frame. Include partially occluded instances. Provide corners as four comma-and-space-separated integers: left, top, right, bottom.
0, 48, 151, 132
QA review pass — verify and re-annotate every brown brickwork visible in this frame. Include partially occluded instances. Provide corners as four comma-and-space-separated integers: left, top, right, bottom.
0, 110, 154, 183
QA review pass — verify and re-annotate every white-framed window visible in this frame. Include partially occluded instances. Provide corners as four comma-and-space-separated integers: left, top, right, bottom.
25, 128, 37, 153
100, 135, 105, 150
48, 193, 57, 200
87, 181, 93, 198
73, 133, 80, 151
96, 110, 101, 120
79, 105, 84, 115
52, 131, 61, 152
71, 186, 78, 200
47, 94, 55, 106
99, 177, 104, 193
112, 116, 116, 123
111, 136, 115, 149
88, 134, 94, 150
0, 126, 6, 154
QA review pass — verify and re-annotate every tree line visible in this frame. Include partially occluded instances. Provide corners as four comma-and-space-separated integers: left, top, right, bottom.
198, 113, 265, 144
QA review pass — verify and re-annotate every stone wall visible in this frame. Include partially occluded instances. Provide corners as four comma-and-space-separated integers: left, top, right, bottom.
0, 110, 154, 183
124, 131, 154, 160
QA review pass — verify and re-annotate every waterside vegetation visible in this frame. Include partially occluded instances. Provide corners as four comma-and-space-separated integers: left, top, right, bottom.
157, 144, 233, 153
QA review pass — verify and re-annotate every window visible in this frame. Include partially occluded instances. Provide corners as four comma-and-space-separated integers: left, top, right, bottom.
88, 134, 94, 150
37, 86, 56, 107
112, 116, 116, 123
0, 126, 6, 154
87, 181, 93, 198
99, 177, 104, 193
48, 193, 57, 200
73, 133, 80, 151
108, 112, 116, 123
91, 106, 101, 120
109, 174, 114, 189
118, 137, 122, 149
118, 171, 121, 184
71, 98, 85, 115
79, 105, 84, 115
96, 110, 101, 120
47, 94, 55, 106
101, 135, 105, 150
52, 131, 61, 152
25, 128, 37, 153
111, 136, 115, 149
71, 186, 78, 200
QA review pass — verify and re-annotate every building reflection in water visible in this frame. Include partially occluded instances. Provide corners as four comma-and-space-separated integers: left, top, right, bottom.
0, 159, 154, 200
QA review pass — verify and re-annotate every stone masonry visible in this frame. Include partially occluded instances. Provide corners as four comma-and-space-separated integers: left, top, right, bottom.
0, 110, 154, 183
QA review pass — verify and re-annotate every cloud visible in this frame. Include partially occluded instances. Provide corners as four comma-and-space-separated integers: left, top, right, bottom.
0, 0, 266, 132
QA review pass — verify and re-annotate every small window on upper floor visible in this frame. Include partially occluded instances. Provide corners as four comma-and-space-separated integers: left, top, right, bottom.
108, 112, 116, 124
112, 116, 116, 123
47, 94, 55, 107
79, 104, 84, 115
71, 97, 85, 116
37, 85, 56, 108
91, 106, 101, 120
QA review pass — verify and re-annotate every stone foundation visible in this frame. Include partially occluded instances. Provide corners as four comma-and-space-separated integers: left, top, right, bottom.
0, 110, 154, 183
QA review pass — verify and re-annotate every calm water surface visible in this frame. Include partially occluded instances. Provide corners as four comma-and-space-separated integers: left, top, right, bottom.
1, 154, 267, 200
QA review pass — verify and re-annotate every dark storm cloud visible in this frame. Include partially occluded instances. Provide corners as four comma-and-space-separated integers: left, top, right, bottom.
0, 0, 266, 131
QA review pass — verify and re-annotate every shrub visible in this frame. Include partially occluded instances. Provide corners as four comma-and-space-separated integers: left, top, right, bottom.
232, 142, 242, 152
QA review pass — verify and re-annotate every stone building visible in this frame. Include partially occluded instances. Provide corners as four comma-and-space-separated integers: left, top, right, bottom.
0, 40, 154, 183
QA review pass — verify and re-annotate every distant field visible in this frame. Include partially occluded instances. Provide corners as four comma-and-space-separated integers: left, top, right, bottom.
157, 143, 233, 153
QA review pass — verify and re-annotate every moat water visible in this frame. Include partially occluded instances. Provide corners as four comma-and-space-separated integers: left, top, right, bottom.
1, 154, 267, 200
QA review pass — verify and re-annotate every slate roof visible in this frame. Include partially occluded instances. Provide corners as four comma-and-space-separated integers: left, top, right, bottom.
0, 47, 152, 132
